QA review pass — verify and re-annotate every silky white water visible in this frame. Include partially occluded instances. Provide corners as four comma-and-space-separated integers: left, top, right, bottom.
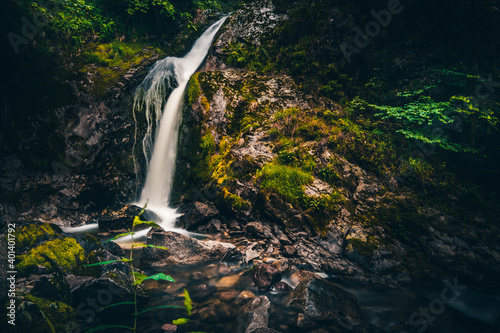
117, 16, 227, 243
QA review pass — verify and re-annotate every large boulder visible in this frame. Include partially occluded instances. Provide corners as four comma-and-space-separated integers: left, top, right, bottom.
141, 229, 237, 266
287, 276, 362, 329
98, 204, 143, 234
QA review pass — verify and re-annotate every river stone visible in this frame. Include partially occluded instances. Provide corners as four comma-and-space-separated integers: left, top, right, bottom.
161, 323, 178, 332
287, 276, 362, 329
237, 291, 256, 303
251, 263, 282, 291
141, 229, 236, 266
239, 296, 271, 333
191, 284, 217, 301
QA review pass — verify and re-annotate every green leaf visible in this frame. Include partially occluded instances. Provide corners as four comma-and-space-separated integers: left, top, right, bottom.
184, 289, 192, 315
172, 318, 190, 325
133, 272, 148, 285
100, 302, 135, 311
135, 305, 183, 315
133, 216, 161, 228
84, 324, 133, 333
84, 258, 131, 267
105, 232, 135, 243
142, 273, 175, 283
131, 244, 169, 250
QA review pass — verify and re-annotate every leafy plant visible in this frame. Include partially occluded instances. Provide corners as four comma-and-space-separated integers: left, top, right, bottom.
83, 203, 192, 332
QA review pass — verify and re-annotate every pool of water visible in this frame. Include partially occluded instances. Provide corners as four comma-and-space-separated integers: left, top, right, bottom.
133, 256, 500, 333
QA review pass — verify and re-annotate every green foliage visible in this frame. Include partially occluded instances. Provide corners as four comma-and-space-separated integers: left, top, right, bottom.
84, 258, 132, 267
173, 318, 190, 325
225, 43, 274, 73
184, 289, 192, 315
352, 90, 498, 153
31, 0, 117, 45
257, 163, 313, 205
318, 165, 341, 185
200, 131, 216, 155
127, 0, 176, 16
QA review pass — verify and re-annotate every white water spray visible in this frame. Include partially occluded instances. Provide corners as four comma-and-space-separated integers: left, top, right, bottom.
125, 17, 227, 241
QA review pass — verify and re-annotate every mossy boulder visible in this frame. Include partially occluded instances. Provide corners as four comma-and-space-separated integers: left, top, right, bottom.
17, 238, 85, 277
15, 223, 62, 253
14, 295, 77, 333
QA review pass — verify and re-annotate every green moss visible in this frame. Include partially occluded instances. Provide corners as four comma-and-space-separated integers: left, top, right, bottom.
187, 73, 201, 106
15, 295, 77, 333
257, 163, 313, 205
15, 224, 61, 253
219, 188, 250, 212
349, 236, 379, 259
200, 95, 210, 112
17, 238, 85, 277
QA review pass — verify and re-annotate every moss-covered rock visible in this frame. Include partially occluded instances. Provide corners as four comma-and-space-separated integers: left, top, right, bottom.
15, 223, 62, 253
14, 295, 77, 333
17, 238, 85, 277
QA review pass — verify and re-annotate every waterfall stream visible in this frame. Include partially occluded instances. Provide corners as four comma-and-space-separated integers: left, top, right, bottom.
123, 16, 227, 241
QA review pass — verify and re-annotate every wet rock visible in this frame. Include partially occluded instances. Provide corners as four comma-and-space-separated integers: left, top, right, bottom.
216, 302, 238, 319
192, 271, 206, 281
65, 274, 94, 293
237, 291, 256, 303
217, 263, 232, 276
289, 270, 316, 287
244, 243, 261, 263
274, 281, 292, 292
161, 323, 178, 332
141, 229, 236, 266
198, 218, 223, 233
282, 245, 296, 257
216, 274, 245, 288
239, 296, 272, 333
191, 284, 217, 301
98, 204, 142, 234
220, 290, 240, 301
251, 263, 282, 292
271, 258, 290, 273
71, 269, 148, 316
246, 221, 272, 238
353, 322, 387, 333
287, 276, 362, 329
32, 265, 50, 275
31, 275, 62, 301
177, 201, 220, 230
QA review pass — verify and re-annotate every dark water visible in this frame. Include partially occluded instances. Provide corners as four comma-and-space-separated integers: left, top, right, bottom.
131, 255, 500, 333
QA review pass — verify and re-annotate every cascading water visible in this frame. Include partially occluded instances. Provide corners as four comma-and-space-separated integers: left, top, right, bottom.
124, 16, 227, 241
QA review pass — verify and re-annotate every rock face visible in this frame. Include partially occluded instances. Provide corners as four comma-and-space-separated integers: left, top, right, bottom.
141, 229, 237, 266
287, 276, 362, 329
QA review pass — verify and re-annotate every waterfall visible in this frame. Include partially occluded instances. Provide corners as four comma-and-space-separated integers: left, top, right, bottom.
128, 16, 227, 239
